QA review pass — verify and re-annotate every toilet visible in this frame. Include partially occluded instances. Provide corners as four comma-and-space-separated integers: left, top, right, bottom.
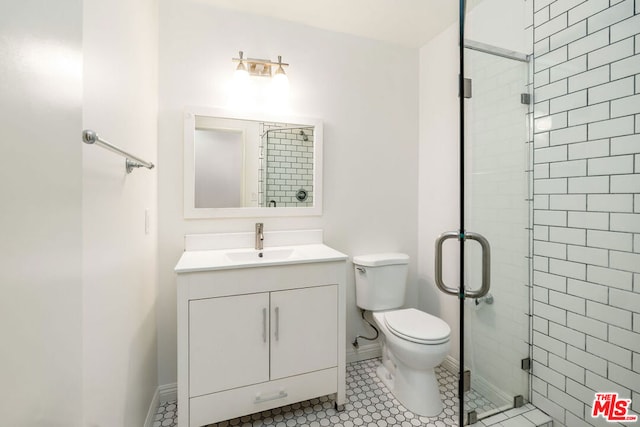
353, 253, 451, 416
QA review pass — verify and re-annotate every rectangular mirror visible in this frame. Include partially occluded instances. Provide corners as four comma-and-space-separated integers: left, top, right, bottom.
184, 107, 323, 218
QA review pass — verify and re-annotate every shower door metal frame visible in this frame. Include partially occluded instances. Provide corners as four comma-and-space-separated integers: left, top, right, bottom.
463, 39, 530, 63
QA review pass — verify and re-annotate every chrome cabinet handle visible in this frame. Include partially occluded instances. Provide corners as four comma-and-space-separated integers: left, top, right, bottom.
434, 231, 460, 296
465, 231, 491, 299
262, 308, 267, 343
274, 306, 279, 341
254, 390, 288, 404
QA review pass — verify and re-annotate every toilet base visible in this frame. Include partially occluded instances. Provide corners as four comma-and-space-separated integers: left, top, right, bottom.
376, 362, 443, 417
376, 364, 394, 390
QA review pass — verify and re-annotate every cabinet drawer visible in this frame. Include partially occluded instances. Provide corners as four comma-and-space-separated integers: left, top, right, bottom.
189, 367, 337, 427
186, 262, 344, 299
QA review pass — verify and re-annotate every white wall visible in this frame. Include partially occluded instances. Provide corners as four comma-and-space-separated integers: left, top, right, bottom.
82, 0, 158, 425
1, 1, 159, 424
158, 0, 419, 386
0, 1, 84, 425
418, 20, 462, 361
465, 0, 530, 54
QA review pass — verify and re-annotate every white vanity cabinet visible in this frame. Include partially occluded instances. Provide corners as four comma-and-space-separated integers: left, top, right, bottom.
269, 286, 337, 380
176, 248, 346, 427
189, 293, 270, 397
189, 286, 337, 396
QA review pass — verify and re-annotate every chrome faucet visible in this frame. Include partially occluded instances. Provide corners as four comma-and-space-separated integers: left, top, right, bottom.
255, 223, 264, 250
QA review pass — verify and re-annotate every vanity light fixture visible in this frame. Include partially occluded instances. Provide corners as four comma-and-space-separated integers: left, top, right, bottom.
232, 51, 288, 81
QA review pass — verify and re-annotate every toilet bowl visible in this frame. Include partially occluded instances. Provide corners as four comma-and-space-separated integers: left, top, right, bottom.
353, 253, 451, 416
372, 308, 450, 416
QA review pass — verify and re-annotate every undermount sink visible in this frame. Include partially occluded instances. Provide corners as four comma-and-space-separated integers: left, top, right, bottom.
225, 247, 296, 262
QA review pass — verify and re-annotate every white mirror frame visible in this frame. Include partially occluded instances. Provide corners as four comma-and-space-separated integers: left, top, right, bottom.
184, 106, 323, 218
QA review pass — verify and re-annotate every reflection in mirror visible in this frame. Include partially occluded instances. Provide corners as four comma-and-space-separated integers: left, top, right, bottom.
184, 108, 322, 218
194, 127, 244, 208
260, 124, 314, 208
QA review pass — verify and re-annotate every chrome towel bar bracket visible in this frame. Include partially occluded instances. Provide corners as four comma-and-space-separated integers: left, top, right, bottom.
82, 129, 155, 173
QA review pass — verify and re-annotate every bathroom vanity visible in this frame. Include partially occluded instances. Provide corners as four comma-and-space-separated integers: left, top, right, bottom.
175, 230, 347, 427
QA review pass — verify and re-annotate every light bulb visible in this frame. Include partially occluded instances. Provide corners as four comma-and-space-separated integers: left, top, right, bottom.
272, 72, 288, 89
235, 61, 249, 81
272, 66, 289, 94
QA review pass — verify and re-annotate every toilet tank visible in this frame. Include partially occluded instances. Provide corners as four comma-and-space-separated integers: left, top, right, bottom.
353, 253, 410, 311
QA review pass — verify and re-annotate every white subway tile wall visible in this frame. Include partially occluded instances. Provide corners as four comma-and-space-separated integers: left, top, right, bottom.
533, 0, 640, 425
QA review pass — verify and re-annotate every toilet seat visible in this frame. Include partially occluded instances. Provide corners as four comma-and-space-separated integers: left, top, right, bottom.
383, 308, 451, 345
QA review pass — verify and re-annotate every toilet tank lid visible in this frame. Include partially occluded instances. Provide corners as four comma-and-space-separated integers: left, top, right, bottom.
353, 253, 409, 267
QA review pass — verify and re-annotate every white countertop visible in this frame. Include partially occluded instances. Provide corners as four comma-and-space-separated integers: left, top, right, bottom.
175, 243, 348, 273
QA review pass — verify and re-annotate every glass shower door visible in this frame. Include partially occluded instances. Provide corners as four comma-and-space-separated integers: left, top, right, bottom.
462, 46, 531, 423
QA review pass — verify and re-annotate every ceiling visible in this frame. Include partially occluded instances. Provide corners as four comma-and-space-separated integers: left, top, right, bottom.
195, 0, 463, 48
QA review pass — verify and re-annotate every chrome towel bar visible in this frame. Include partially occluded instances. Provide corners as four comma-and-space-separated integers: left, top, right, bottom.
82, 129, 155, 173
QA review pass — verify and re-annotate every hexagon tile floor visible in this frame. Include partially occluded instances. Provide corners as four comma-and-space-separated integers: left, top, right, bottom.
153, 358, 547, 427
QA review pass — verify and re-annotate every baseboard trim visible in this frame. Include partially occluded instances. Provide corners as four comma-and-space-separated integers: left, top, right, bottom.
439, 356, 511, 408
144, 383, 178, 427
346, 341, 381, 363
441, 355, 458, 375
159, 382, 178, 403
471, 373, 511, 409
143, 387, 160, 427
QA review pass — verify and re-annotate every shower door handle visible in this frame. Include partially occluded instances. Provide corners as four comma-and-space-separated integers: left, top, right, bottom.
464, 232, 491, 299
435, 230, 491, 298
435, 231, 460, 296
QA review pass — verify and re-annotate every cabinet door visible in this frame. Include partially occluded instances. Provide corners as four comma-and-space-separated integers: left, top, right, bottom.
189, 293, 270, 396
270, 285, 338, 380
